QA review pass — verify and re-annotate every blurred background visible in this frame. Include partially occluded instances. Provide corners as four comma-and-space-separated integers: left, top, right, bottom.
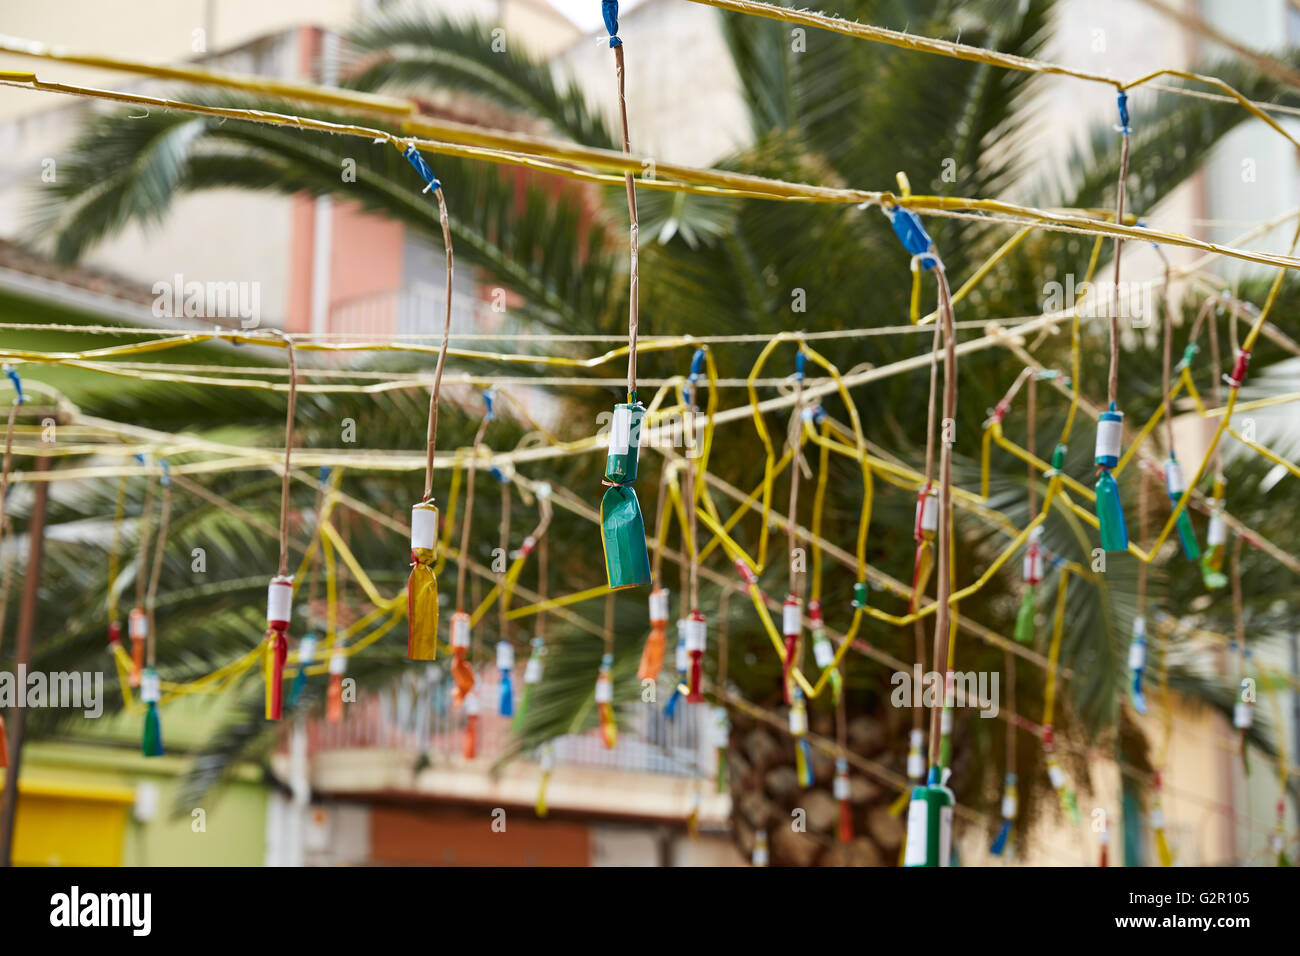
0, 0, 1297, 866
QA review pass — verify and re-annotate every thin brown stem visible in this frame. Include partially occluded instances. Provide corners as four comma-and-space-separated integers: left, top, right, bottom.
612, 43, 639, 398
424, 186, 455, 500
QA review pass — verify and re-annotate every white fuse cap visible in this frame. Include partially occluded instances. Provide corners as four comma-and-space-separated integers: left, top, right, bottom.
141, 669, 161, 704
788, 705, 807, 736
463, 689, 481, 716
917, 492, 939, 533
299, 635, 317, 665
1001, 791, 1018, 820
675, 621, 689, 671
1165, 459, 1186, 496
685, 616, 707, 653
267, 576, 293, 627
451, 614, 470, 648
1234, 700, 1253, 729
1048, 762, 1065, 789
594, 674, 612, 704
1128, 637, 1146, 671
782, 601, 800, 637
833, 773, 850, 801
608, 405, 631, 456
496, 641, 514, 670
329, 651, 346, 676
1207, 513, 1226, 547
129, 611, 149, 641
649, 588, 670, 622
411, 502, 438, 550
524, 653, 544, 684
1096, 415, 1123, 461
813, 635, 834, 669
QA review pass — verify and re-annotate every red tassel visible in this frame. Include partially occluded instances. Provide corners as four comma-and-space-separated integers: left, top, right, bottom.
107, 620, 121, 648
265, 628, 288, 721
128, 606, 146, 687
839, 799, 853, 843
686, 609, 706, 703
781, 595, 800, 705
0, 712, 8, 768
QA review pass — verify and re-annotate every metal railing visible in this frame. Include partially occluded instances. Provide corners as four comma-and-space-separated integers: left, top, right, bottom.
306, 665, 713, 778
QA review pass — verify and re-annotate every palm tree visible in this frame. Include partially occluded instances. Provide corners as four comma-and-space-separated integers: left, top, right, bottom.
14, 0, 1300, 863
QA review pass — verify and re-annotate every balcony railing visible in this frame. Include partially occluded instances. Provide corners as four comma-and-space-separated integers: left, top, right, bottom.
305, 664, 716, 780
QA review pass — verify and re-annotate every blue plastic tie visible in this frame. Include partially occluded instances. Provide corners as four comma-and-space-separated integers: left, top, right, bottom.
794, 350, 806, 381
490, 465, 508, 484
403, 144, 441, 192
887, 207, 935, 269
318, 465, 332, 483
1116, 90, 1131, 135
4, 367, 23, 405
159, 459, 171, 487
688, 348, 705, 382
602, 0, 622, 47
483, 388, 495, 421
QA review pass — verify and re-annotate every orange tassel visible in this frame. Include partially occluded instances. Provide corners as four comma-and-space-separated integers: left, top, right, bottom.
463, 690, 480, 759
639, 588, 670, 681
326, 649, 345, 723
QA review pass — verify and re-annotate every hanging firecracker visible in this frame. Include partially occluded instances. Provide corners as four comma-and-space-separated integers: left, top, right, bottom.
289, 630, 317, 708
904, 767, 955, 867
1094, 405, 1129, 552
1233, 674, 1254, 738
752, 827, 769, 867
712, 705, 729, 794
1043, 728, 1080, 825
1164, 455, 1199, 560
1202, 476, 1228, 589
808, 601, 843, 701
1098, 815, 1110, 867
449, 610, 474, 706
1129, 614, 1148, 714
326, 647, 346, 723
911, 484, 939, 608
600, 401, 652, 588
462, 687, 481, 760
140, 667, 163, 757
834, 757, 853, 843
514, 637, 545, 728
665, 619, 689, 719
685, 610, 706, 704
639, 586, 669, 681
264, 574, 293, 721
781, 595, 800, 705
595, 653, 617, 749
1015, 527, 1043, 644
789, 687, 813, 788
1151, 771, 1173, 866
536, 742, 555, 818
128, 606, 147, 688
407, 499, 440, 660
906, 728, 926, 787
497, 640, 515, 718
990, 773, 1017, 856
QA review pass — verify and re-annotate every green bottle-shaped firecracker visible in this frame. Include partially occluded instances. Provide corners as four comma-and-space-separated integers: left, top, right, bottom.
904, 767, 955, 867
600, 400, 651, 588
1094, 405, 1128, 552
